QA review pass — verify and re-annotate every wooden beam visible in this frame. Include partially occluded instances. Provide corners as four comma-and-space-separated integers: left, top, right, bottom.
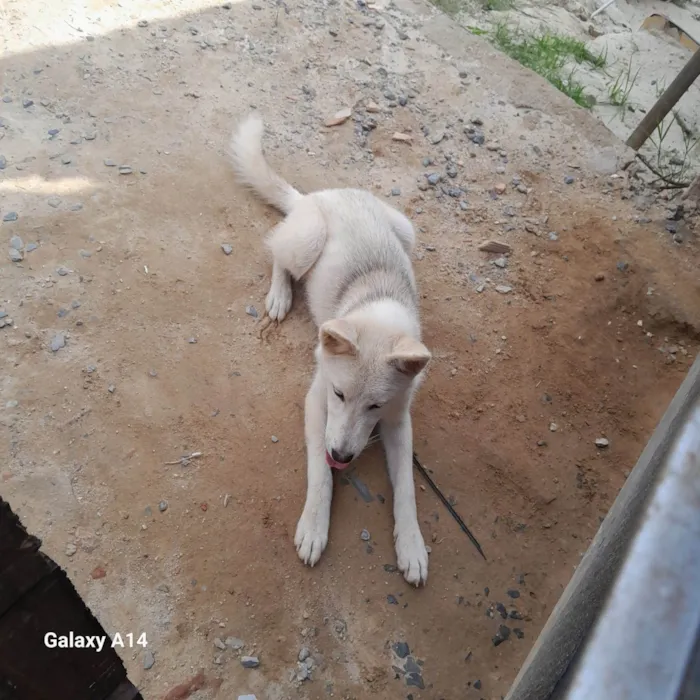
626, 49, 700, 152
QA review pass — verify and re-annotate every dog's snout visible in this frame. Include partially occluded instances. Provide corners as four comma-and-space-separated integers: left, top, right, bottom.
331, 448, 354, 464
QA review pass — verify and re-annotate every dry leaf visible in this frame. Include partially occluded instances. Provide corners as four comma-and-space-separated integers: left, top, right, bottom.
324, 107, 352, 127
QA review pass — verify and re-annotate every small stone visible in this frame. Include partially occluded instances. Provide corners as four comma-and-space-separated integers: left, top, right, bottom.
84, 131, 97, 140
149, 369, 158, 377
226, 637, 245, 650
594, 272, 605, 281
470, 130, 485, 145
429, 131, 445, 145
391, 188, 401, 196
474, 680, 482, 690
446, 163, 458, 178
79, 250, 92, 258
324, 107, 352, 127
10, 235, 23, 250
50, 334, 66, 352
221, 243, 233, 255
9, 249, 23, 262
143, 650, 155, 670
495, 285, 512, 294
564, 175, 575, 185
507, 589, 520, 599
65, 543, 77, 556
393, 641, 410, 658
48, 197, 62, 208
673, 233, 684, 244
392, 132, 412, 143
298, 647, 310, 662
470, 116, 483, 125
366, 101, 380, 113
137, 19, 149, 27
23, 99, 34, 108
494, 183, 506, 195
3, 212, 19, 222
549, 422, 558, 432
241, 656, 260, 668
271, 435, 279, 443
514, 628, 525, 639
48, 128, 60, 137
118, 166, 133, 175
446, 187, 462, 198
56, 267, 70, 276
70, 203, 83, 212
25, 243, 38, 253
360, 529, 370, 541
214, 637, 226, 650
398, 95, 408, 106
0, 155, 6, 169
245, 305, 258, 318
459, 201, 469, 211
91, 566, 107, 580
6, 399, 18, 407
387, 594, 399, 605
406, 673, 425, 689
478, 240, 511, 254
104, 159, 116, 167
238, 696, 257, 700
493, 257, 507, 269
61, 156, 72, 165
595, 437, 609, 448
426, 173, 441, 186
548, 231, 559, 241
158, 500, 168, 512
492, 625, 511, 647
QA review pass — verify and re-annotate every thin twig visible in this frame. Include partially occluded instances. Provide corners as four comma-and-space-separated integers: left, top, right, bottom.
164, 451, 202, 466
412, 453, 486, 560
635, 153, 690, 189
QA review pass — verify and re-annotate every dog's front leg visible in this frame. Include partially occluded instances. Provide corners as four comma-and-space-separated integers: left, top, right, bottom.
294, 370, 332, 567
382, 414, 428, 586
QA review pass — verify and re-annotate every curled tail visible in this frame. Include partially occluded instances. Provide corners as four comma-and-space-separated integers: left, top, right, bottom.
229, 113, 302, 214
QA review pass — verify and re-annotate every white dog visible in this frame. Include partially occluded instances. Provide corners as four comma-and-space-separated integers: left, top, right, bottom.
230, 114, 431, 585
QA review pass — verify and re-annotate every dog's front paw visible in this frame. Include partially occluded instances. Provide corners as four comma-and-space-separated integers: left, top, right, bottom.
266, 280, 293, 322
294, 509, 329, 567
394, 526, 429, 586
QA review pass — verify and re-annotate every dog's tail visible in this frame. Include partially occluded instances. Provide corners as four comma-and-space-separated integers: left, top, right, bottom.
229, 113, 303, 215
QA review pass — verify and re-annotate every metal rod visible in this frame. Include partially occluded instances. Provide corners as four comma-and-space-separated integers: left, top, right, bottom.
590, 0, 618, 20
626, 48, 700, 152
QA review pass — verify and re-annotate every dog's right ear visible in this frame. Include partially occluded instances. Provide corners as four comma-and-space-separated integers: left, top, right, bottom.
320, 319, 358, 356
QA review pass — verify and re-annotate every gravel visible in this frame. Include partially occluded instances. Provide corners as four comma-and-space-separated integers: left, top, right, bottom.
9, 249, 23, 262
564, 175, 575, 185
143, 650, 155, 669
3, 212, 19, 222
387, 594, 399, 605
495, 285, 512, 294
10, 235, 23, 250
393, 641, 410, 658
595, 437, 609, 448
221, 243, 233, 255
360, 529, 371, 541
492, 625, 511, 646
241, 656, 260, 668
245, 305, 258, 318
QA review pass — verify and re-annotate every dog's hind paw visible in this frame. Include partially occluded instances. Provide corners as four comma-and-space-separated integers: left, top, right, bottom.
294, 513, 329, 567
395, 527, 429, 586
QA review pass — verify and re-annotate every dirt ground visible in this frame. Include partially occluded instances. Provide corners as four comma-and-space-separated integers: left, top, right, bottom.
1, 0, 699, 698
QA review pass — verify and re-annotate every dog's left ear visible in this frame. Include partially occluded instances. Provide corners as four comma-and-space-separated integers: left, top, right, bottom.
388, 336, 431, 377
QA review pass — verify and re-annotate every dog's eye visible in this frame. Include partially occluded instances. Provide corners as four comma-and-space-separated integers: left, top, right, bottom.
333, 387, 345, 402
368, 404, 381, 411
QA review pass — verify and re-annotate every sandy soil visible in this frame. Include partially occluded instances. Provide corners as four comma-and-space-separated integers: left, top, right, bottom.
1, 0, 699, 699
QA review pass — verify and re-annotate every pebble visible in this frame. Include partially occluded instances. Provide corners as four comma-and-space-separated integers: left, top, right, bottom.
298, 647, 310, 662
9, 249, 22, 262
564, 175, 575, 185
446, 163, 458, 178
118, 166, 133, 175
158, 500, 168, 512
245, 305, 258, 318
459, 201, 469, 210
429, 131, 445, 145
214, 637, 226, 650
391, 188, 401, 196
493, 257, 507, 269
387, 594, 399, 605
393, 641, 410, 658
514, 628, 525, 639
6, 399, 18, 407
492, 625, 511, 647
495, 285, 512, 294
271, 435, 279, 443
238, 696, 257, 700
617, 261, 629, 272
549, 422, 558, 432
221, 243, 233, 255
595, 437, 609, 448
226, 637, 245, 650
104, 159, 116, 167
25, 243, 38, 253
241, 656, 260, 668
474, 680, 482, 690
56, 267, 70, 276
10, 235, 23, 250
143, 650, 155, 670
61, 156, 72, 165
48, 128, 60, 137
673, 233, 684, 244
548, 231, 559, 241
507, 589, 521, 599
3, 211, 19, 222
65, 543, 77, 556
48, 197, 62, 208
360, 529, 370, 541
594, 272, 605, 281
494, 183, 506, 195
406, 673, 425, 689
50, 334, 66, 352
426, 173, 441, 186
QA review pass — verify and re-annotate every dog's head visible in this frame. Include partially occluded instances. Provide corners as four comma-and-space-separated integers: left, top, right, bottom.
317, 317, 430, 470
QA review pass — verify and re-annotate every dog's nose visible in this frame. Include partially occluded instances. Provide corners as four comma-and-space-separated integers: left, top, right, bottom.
331, 448, 354, 464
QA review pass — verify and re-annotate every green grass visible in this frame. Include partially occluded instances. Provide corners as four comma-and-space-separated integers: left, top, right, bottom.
491, 24, 605, 108
606, 60, 640, 111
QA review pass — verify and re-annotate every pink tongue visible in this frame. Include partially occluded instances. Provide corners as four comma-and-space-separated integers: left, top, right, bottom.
326, 451, 349, 470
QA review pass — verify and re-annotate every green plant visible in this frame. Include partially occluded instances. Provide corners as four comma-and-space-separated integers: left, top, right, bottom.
606, 61, 640, 110
491, 24, 604, 108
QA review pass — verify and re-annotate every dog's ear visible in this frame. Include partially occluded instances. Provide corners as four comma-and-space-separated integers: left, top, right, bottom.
388, 336, 431, 376
320, 319, 358, 356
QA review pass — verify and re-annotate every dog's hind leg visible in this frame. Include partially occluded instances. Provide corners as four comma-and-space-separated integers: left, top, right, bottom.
265, 198, 326, 322
380, 202, 416, 255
